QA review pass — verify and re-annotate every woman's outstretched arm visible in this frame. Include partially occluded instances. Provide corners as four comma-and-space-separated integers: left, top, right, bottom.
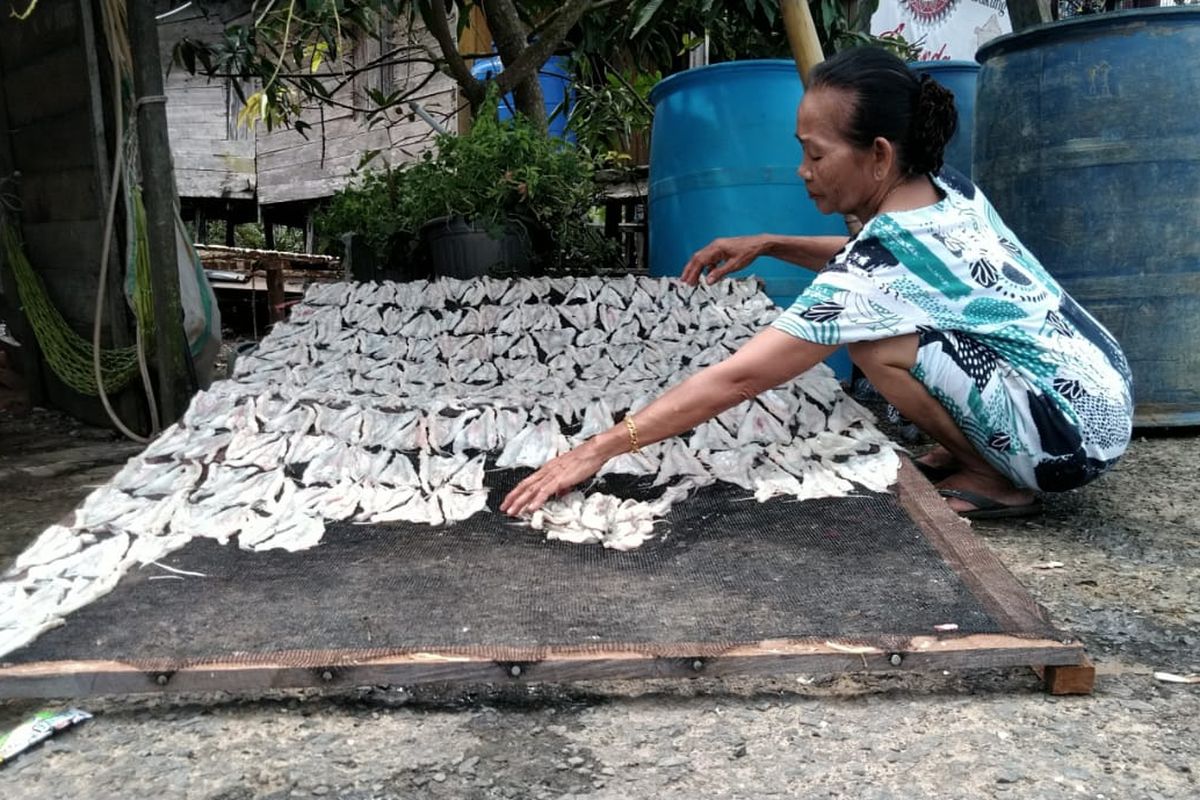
681, 234, 850, 284
501, 329, 837, 516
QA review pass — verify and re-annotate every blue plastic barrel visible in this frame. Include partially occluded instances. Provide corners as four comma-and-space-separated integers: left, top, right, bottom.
975, 8, 1200, 426
470, 55, 574, 141
648, 60, 851, 377
910, 60, 979, 179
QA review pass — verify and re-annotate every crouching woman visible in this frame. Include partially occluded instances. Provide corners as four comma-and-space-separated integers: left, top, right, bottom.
502, 46, 1133, 520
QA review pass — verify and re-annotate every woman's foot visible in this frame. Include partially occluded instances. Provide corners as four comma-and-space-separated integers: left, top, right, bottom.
916, 444, 957, 470
936, 469, 1039, 518
912, 445, 961, 481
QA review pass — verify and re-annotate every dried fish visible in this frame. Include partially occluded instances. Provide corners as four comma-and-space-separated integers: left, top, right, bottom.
193, 465, 285, 510
294, 479, 363, 521
690, 418, 738, 451
655, 440, 712, 486
224, 430, 289, 471
736, 402, 792, 446
72, 486, 146, 530
826, 395, 876, 433
598, 450, 658, 477
794, 460, 855, 501
9, 525, 87, 574
706, 448, 758, 491
452, 407, 499, 452
752, 463, 803, 503
139, 424, 192, 460
4, 275, 910, 662
377, 452, 420, 488
436, 486, 489, 522
314, 403, 363, 443
830, 448, 900, 493
496, 420, 568, 469
246, 509, 326, 553
576, 400, 616, 441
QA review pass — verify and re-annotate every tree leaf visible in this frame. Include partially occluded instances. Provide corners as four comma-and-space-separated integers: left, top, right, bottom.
304, 40, 329, 73
761, 0, 778, 25
631, 0, 667, 38
236, 91, 264, 131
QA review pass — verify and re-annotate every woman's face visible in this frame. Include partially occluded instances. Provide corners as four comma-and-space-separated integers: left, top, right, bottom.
795, 87, 884, 218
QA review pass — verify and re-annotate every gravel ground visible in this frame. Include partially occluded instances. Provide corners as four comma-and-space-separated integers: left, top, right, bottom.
0, 408, 1196, 799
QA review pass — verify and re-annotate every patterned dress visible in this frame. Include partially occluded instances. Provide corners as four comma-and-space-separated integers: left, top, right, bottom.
772, 167, 1133, 492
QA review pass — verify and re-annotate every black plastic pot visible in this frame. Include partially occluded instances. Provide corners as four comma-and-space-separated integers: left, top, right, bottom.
420, 215, 531, 279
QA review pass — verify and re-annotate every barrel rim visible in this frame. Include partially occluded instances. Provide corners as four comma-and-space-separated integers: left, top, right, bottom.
909, 59, 982, 72
977, 6, 1200, 63
649, 59, 801, 106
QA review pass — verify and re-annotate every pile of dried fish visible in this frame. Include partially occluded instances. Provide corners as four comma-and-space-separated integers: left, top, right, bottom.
0, 275, 898, 657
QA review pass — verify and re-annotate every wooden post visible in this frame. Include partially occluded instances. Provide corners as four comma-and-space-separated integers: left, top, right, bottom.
1036, 656, 1096, 695
780, 0, 824, 85
263, 220, 276, 251
127, 0, 189, 423
264, 258, 286, 324
1006, 0, 1052, 32
225, 217, 236, 247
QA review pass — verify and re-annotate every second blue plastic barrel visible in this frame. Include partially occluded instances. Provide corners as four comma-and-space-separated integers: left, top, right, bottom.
648, 60, 850, 377
470, 55, 574, 141
910, 60, 980, 178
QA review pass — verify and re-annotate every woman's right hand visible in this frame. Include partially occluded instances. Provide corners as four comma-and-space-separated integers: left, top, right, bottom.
681, 235, 770, 286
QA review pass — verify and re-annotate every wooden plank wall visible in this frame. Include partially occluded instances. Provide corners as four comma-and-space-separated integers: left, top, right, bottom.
0, 0, 141, 427
156, 4, 459, 213
254, 12, 459, 207
156, 1, 255, 202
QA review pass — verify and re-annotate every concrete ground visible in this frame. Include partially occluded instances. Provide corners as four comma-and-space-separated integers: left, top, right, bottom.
0, 407, 1196, 799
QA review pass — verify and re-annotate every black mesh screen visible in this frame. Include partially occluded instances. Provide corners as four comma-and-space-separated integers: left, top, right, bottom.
3, 469, 1054, 669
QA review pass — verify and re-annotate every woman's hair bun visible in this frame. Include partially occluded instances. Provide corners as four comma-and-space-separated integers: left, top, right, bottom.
908, 74, 958, 175
809, 48, 960, 176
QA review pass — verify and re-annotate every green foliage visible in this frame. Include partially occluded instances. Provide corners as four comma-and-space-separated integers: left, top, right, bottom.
571, 0, 921, 70
315, 165, 412, 261
233, 224, 306, 252
567, 64, 659, 165
317, 90, 619, 273
564, 1, 921, 166
172, 1, 923, 137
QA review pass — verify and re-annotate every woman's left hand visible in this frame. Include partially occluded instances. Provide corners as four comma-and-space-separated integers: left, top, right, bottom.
501, 445, 610, 517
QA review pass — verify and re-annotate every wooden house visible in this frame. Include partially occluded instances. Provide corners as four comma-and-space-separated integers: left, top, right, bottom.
156, 1, 461, 247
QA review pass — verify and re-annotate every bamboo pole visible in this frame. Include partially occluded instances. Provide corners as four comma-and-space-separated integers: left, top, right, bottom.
780, 0, 825, 86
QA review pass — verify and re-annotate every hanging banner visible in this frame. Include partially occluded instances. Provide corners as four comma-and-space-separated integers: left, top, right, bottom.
872, 0, 1012, 61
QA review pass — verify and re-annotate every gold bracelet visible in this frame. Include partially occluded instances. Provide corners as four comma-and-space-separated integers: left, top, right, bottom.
624, 415, 641, 454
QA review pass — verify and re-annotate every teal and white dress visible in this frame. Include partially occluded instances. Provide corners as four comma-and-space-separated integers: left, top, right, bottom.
773, 167, 1133, 492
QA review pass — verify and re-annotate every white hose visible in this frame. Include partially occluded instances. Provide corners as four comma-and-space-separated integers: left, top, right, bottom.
92, 0, 160, 444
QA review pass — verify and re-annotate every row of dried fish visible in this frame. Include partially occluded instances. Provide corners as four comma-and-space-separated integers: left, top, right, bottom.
304, 274, 766, 311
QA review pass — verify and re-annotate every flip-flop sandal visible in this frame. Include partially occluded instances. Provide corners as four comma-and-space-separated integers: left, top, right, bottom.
909, 456, 958, 483
938, 488, 1043, 520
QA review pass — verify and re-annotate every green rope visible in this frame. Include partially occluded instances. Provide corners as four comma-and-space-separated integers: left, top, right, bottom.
2, 220, 152, 396
129, 184, 155, 332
